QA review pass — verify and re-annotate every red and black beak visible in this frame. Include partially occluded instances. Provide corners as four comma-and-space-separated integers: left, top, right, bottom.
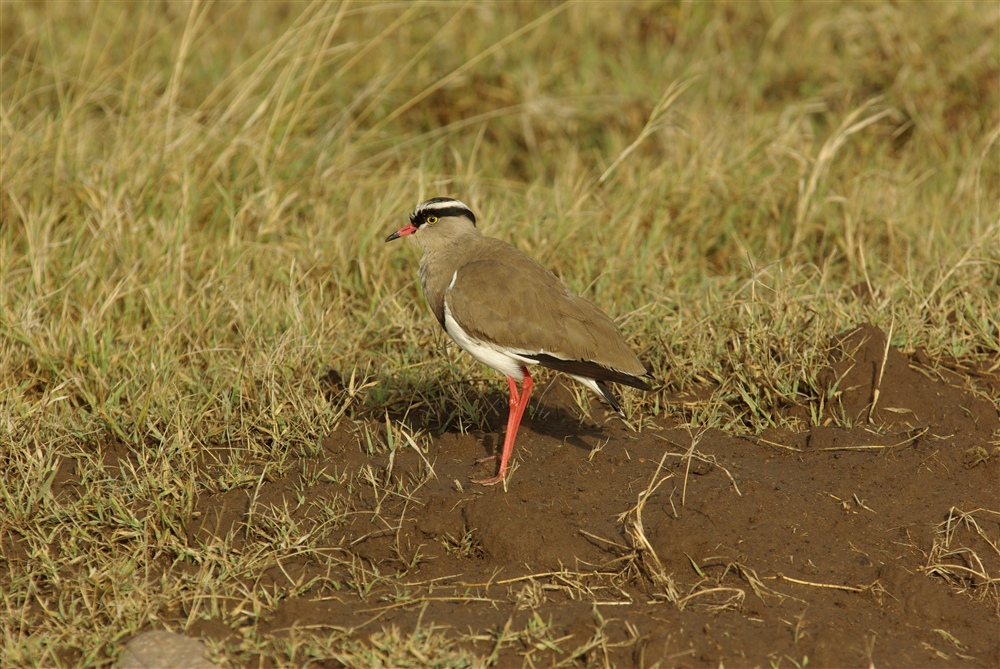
385, 221, 418, 242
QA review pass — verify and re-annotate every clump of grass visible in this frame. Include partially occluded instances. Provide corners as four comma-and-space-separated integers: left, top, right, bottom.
1, 1, 998, 665
924, 507, 1000, 615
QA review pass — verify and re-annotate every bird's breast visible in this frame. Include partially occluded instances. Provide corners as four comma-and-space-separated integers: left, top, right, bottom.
418, 254, 450, 326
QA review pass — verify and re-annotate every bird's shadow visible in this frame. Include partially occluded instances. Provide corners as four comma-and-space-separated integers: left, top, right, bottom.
355, 371, 610, 454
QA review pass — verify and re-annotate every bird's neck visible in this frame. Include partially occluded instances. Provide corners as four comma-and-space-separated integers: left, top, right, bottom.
418, 249, 463, 327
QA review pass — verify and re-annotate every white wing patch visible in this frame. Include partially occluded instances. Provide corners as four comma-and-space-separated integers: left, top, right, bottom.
443, 272, 607, 401
442, 303, 619, 406
443, 299, 535, 380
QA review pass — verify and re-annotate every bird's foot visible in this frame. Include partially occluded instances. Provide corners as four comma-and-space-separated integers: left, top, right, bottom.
471, 473, 505, 486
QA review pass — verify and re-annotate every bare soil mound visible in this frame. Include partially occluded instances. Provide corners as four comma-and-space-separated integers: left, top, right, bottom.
187, 323, 999, 667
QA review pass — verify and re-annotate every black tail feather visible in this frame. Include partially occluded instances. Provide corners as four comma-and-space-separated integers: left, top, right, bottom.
532, 353, 652, 391
594, 380, 624, 416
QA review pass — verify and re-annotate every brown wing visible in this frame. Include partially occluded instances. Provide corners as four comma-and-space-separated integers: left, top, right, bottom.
444, 242, 649, 386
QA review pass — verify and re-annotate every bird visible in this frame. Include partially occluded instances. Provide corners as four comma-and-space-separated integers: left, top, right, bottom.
386, 197, 651, 485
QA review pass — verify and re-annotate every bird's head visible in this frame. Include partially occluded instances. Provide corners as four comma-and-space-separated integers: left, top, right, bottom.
385, 197, 477, 246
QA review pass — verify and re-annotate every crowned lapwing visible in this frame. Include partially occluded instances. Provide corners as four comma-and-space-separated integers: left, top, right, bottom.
387, 197, 651, 484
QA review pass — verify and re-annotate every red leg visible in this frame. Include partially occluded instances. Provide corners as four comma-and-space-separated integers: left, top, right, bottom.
475, 369, 533, 485
476, 375, 520, 463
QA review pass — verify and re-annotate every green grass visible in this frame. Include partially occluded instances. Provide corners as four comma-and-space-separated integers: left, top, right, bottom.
1, 1, 998, 666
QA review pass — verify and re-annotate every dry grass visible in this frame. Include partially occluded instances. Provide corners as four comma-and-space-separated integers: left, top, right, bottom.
2, 0, 999, 666
924, 507, 1000, 615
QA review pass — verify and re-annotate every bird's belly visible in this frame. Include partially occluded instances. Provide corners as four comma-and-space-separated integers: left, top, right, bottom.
443, 304, 531, 380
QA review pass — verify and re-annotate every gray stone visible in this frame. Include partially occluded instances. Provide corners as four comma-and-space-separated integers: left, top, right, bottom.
119, 631, 217, 669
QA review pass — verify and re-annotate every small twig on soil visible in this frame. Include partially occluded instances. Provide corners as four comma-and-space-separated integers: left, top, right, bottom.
757, 437, 802, 452
652, 433, 743, 499
777, 573, 885, 597
616, 451, 681, 602
400, 574, 466, 587
722, 562, 798, 604
466, 569, 619, 588
923, 507, 1000, 601
816, 427, 928, 452
578, 529, 631, 553
395, 418, 437, 479
673, 586, 745, 611
868, 313, 894, 423
680, 432, 698, 506
864, 632, 878, 669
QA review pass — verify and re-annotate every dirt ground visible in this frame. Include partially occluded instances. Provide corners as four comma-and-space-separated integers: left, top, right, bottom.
183, 323, 999, 667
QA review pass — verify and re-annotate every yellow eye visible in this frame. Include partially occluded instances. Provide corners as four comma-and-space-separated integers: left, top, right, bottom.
426, 216, 438, 225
